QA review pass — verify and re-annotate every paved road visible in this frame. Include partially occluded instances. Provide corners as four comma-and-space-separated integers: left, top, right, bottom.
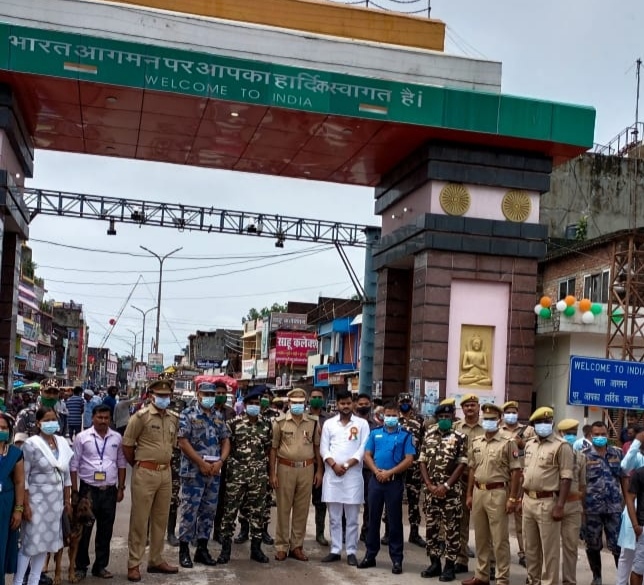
58, 487, 617, 585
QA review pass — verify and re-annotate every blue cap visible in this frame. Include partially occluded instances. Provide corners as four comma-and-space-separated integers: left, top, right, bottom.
244, 388, 264, 403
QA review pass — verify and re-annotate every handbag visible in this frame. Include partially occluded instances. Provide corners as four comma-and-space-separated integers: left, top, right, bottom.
61, 509, 71, 546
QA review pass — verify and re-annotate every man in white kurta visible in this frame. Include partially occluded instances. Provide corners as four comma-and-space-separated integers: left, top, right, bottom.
320, 390, 370, 565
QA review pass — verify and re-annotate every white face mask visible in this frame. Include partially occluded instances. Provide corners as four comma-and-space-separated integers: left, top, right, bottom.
481, 419, 499, 432
503, 413, 518, 425
534, 422, 553, 437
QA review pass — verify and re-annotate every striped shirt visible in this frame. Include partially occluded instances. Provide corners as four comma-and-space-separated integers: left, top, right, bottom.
66, 395, 84, 427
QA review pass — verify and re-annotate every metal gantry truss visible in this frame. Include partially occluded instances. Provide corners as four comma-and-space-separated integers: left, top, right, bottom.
606, 232, 644, 362
22, 187, 376, 247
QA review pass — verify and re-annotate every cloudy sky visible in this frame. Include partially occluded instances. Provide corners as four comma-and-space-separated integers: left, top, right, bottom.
24, 0, 643, 361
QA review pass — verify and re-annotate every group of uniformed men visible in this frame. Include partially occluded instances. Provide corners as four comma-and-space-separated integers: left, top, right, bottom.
113, 377, 634, 585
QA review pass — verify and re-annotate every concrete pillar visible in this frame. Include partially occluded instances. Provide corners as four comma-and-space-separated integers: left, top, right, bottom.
373, 267, 412, 400
0, 85, 34, 392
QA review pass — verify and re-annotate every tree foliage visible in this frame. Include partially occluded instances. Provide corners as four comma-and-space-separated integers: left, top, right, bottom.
242, 302, 288, 323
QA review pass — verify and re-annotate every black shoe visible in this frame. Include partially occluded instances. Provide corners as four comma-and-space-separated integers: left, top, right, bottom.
454, 563, 469, 574
359, 530, 367, 543
39, 575, 53, 585
392, 563, 403, 575
262, 531, 274, 545
179, 542, 193, 569
234, 521, 249, 544
380, 535, 389, 545
250, 539, 269, 564
321, 553, 341, 563
217, 539, 232, 565
194, 540, 217, 566
519, 557, 526, 568
490, 567, 496, 581
75, 570, 87, 582
409, 533, 427, 548
440, 561, 456, 582
421, 558, 442, 578
357, 557, 376, 569
347, 554, 358, 566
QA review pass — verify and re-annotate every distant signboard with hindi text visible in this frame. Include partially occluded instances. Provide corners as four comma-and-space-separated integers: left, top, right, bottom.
275, 331, 318, 365
568, 355, 644, 410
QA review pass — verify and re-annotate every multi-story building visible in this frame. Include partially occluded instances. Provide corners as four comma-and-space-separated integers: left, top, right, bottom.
87, 347, 118, 388
187, 328, 242, 374
53, 301, 89, 385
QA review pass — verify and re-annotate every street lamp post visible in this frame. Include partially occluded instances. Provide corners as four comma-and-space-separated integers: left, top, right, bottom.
140, 246, 183, 355
131, 305, 157, 363
127, 329, 141, 361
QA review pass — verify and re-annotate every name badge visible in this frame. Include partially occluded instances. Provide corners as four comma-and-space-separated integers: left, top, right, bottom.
94, 471, 107, 482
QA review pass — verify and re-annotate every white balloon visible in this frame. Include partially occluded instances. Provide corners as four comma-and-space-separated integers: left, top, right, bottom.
556, 300, 567, 312
582, 311, 595, 324
534, 304, 543, 315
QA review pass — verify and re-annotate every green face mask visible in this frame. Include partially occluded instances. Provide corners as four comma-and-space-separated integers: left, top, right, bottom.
41, 397, 57, 408
214, 395, 227, 405
260, 398, 270, 408
437, 419, 452, 432
309, 397, 325, 409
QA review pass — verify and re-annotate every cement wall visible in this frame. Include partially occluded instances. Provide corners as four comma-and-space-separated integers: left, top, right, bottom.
542, 153, 644, 239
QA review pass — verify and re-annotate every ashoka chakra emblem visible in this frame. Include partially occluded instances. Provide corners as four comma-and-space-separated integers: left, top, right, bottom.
439, 183, 470, 216
502, 190, 531, 222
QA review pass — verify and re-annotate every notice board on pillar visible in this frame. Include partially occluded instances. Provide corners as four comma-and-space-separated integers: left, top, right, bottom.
446, 280, 509, 409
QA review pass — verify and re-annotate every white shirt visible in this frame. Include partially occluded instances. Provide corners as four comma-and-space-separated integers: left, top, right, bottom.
320, 413, 370, 504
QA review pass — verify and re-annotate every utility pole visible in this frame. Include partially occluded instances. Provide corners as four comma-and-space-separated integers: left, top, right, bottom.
131, 305, 156, 363
139, 246, 183, 355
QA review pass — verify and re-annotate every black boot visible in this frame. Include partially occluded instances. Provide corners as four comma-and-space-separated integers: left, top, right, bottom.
212, 527, 221, 544
421, 556, 442, 578
380, 523, 389, 546
250, 538, 269, 564
217, 539, 232, 565
193, 539, 217, 566
315, 507, 328, 546
586, 550, 602, 585
166, 510, 179, 547
234, 519, 249, 544
262, 522, 274, 545
179, 542, 193, 568
439, 560, 455, 582
409, 525, 427, 548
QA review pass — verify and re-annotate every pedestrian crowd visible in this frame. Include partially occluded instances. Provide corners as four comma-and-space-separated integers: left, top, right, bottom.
0, 377, 641, 585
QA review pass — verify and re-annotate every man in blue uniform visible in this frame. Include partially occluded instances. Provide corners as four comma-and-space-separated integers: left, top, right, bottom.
358, 401, 415, 575
177, 382, 231, 568
582, 420, 627, 585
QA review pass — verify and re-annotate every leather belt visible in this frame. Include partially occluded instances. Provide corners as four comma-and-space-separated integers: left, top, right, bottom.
475, 481, 507, 491
137, 461, 169, 471
525, 490, 559, 499
277, 457, 315, 468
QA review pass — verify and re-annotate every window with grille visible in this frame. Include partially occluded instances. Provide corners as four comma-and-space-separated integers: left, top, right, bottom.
583, 270, 610, 303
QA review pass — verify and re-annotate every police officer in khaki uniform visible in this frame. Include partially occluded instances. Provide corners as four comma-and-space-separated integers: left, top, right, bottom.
557, 419, 587, 585
453, 393, 484, 573
464, 403, 522, 585
269, 388, 323, 562
522, 407, 574, 585
122, 380, 180, 582
500, 400, 535, 567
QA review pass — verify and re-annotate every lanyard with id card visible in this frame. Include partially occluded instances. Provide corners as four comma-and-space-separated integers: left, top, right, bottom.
94, 435, 108, 482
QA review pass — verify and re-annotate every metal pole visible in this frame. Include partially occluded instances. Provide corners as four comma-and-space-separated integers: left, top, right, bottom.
127, 329, 140, 361
140, 246, 182, 356
132, 305, 156, 363
359, 227, 380, 395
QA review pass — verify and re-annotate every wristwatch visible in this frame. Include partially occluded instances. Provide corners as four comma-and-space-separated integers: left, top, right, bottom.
343, 462, 350, 470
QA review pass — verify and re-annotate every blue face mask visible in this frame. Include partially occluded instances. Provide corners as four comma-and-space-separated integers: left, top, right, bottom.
0, 431, 9, 443
592, 436, 608, 448
564, 434, 577, 445
154, 396, 171, 410
384, 416, 399, 428
201, 397, 216, 409
482, 419, 499, 432
41, 421, 60, 436
290, 404, 305, 416
246, 405, 261, 417
534, 423, 553, 438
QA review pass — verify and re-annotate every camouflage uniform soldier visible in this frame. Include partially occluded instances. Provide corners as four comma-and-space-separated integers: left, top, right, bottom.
308, 388, 331, 546
583, 420, 626, 585
166, 393, 187, 546
235, 386, 278, 546
419, 402, 468, 582
14, 392, 39, 436
217, 388, 272, 565
178, 383, 231, 568
398, 392, 426, 547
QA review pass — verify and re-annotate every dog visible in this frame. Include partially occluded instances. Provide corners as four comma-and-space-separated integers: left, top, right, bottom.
44, 491, 95, 585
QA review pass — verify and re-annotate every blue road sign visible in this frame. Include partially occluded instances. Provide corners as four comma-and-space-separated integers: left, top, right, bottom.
569, 355, 644, 410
